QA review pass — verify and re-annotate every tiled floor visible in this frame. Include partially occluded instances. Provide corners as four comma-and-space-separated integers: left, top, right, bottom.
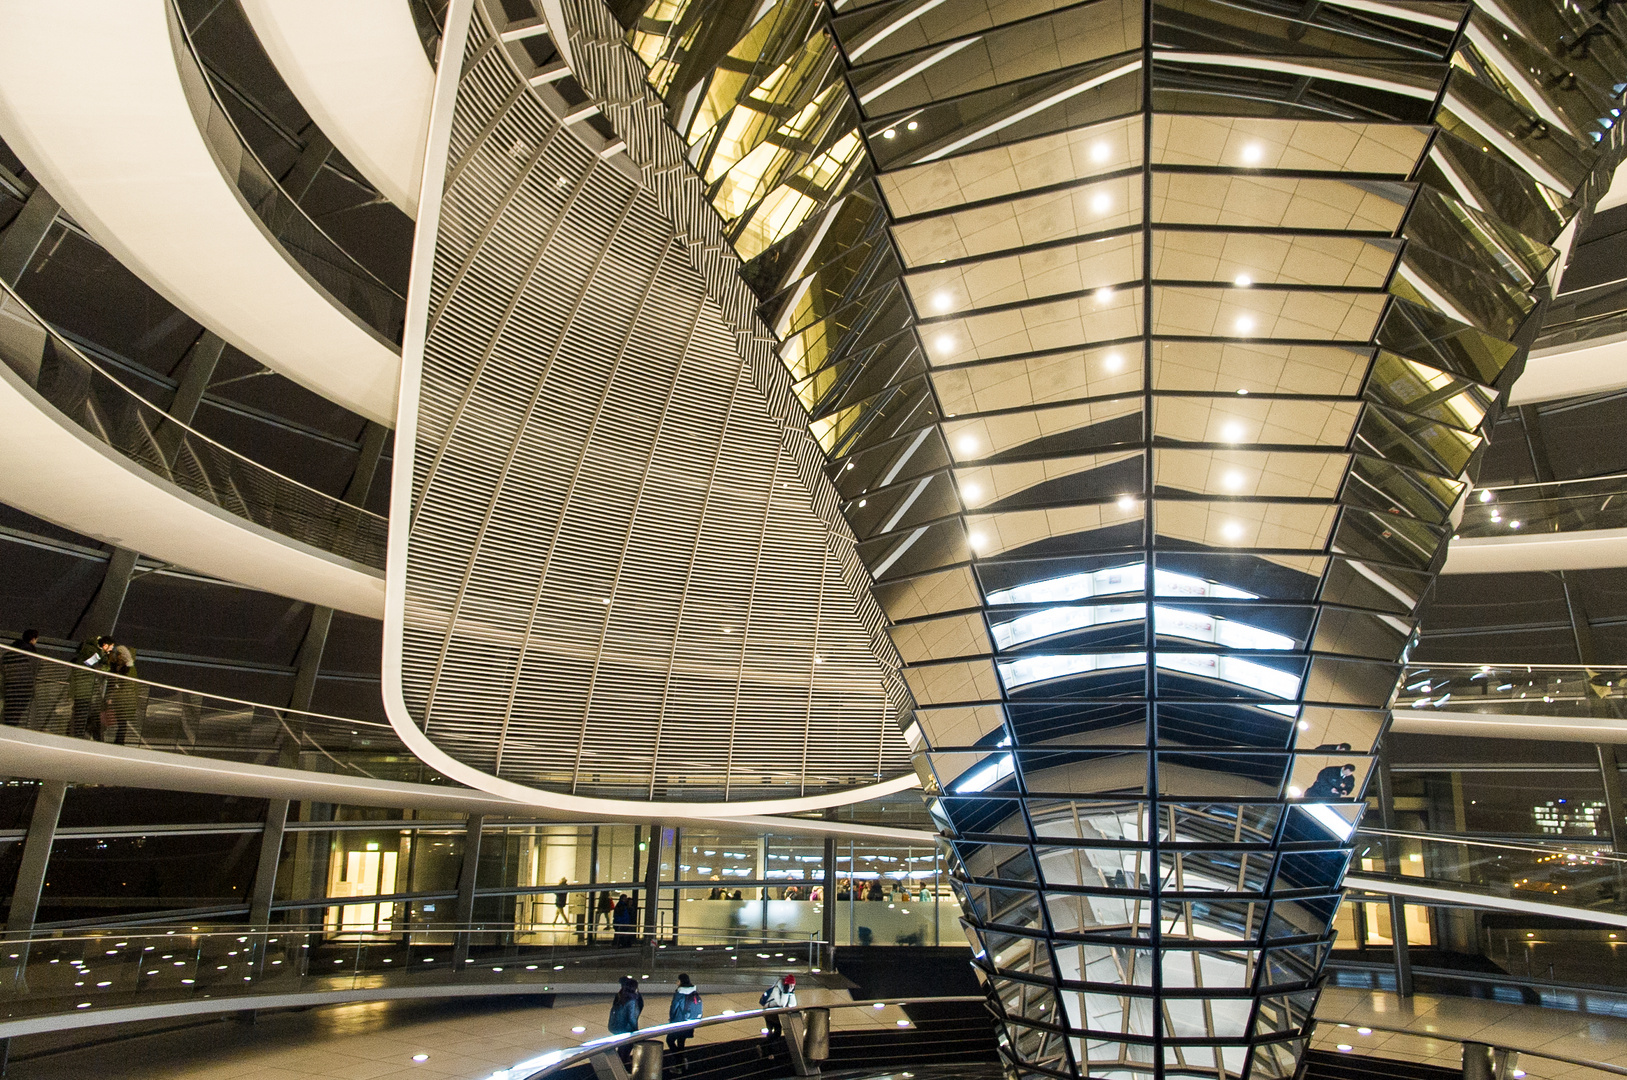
1312, 987, 1627, 1080
6, 985, 918, 1080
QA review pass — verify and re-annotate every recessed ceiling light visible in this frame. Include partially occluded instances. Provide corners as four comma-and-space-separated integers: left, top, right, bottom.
932, 291, 953, 311
1241, 142, 1263, 164
1103, 352, 1122, 371
1234, 315, 1255, 334
934, 333, 956, 354
1091, 141, 1110, 163
1091, 192, 1112, 213
967, 532, 987, 551
1094, 286, 1114, 304
1288, 785, 1303, 797
1297, 720, 1310, 731
1478, 489, 1492, 502
1222, 471, 1244, 491
961, 482, 981, 502
721, 627, 733, 634
907, 120, 919, 130
1116, 494, 1136, 511
857, 498, 867, 507
1234, 273, 1252, 287
1221, 521, 1244, 541
957, 435, 979, 455
1221, 422, 1245, 442
813, 656, 823, 664
1236, 388, 1248, 395
883, 128, 897, 139
412, 1054, 430, 1063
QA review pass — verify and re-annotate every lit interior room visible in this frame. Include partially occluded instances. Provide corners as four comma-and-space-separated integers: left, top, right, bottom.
2, 2, 1627, 1079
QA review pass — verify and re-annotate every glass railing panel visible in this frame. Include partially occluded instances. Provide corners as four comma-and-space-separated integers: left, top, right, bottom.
0, 923, 824, 1023
1350, 828, 1627, 918
167, 1, 406, 345
0, 643, 427, 783
0, 284, 388, 568
1458, 475, 1627, 539
1396, 663, 1627, 719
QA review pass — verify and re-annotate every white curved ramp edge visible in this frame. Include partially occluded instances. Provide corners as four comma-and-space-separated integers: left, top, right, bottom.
1442, 527, 1627, 573
1345, 874, 1627, 928
379, 0, 918, 818
1390, 710, 1627, 742
0, 357, 385, 619
1511, 336, 1627, 405
0, 0, 401, 426
240, 0, 434, 217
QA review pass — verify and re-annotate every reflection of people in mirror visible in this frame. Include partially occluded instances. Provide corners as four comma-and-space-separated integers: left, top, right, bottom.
1305, 763, 1356, 798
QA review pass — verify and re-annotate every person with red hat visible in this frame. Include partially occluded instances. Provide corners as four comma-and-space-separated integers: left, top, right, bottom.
760, 973, 797, 1038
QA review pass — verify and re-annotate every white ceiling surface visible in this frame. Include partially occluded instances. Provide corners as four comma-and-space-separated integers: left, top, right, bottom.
0, 350, 385, 619
0, 1, 401, 427
1442, 527, 1627, 574
239, 0, 434, 217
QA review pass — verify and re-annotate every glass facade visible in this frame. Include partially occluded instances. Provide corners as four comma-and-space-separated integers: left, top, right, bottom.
601, 0, 1627, 1075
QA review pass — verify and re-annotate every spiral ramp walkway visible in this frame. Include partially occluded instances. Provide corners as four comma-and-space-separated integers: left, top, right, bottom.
0, 0, 402, 427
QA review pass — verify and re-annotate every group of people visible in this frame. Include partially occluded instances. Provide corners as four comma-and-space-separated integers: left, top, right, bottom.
700, 880, 930, 903
1, 629, 142, 741
607, 972, 798, 1058
551, 881, 643, 946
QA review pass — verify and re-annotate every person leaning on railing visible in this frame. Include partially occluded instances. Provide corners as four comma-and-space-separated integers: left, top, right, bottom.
1, 629, 41, 726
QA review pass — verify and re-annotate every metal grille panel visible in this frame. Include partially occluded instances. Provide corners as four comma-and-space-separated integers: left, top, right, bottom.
393, 5, 913, 802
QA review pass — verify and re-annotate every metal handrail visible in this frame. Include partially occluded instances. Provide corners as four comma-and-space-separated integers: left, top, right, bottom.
0, 282, 389, 568
1355, 826, 1627, 862
498, 996, 988, 1080
166, 0, 407, 344
1474, 472, 1627, 495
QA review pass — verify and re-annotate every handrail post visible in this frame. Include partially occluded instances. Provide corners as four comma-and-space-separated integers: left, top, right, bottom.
628, 1039, 663, 1080
1463, 1041, 1494, 1080
803, 1007, 830, 1067
588, 1049, 631, 1080
783, 1011, 817, 1077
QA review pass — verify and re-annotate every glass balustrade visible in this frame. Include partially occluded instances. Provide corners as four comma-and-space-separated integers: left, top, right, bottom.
0, 282, 388, 569
1348, 828, 1627, 919
167, 0, 407, 345
0, 643, 427, 782
1458, 477, 1627, 539
1395, 663, 1627, 719
0, 923, 822, 1024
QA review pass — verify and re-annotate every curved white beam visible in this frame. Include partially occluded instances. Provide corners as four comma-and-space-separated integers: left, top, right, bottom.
1345, 874, 1627, 928
0, 726, 932, 841
1390, 710, 1627, 742
1510, 336, 1627, 406
0, 357, 385, 619
0, 1, 401, 426
239, 0, 434, 217
1442, 527, 1627, 574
